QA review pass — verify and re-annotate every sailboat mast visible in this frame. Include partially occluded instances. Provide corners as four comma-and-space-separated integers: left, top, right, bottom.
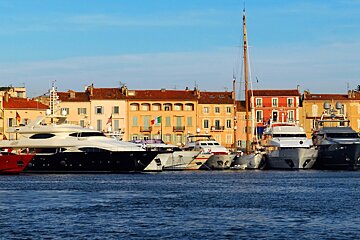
243, 10, 251, 154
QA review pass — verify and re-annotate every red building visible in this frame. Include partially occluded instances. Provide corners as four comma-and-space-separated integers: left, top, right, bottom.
250, 89, 301, 133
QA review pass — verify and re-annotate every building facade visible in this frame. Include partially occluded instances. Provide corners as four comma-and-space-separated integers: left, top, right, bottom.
301, 90, 360, 137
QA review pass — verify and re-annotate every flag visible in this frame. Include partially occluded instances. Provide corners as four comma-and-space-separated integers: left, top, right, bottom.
151, 116, 161, 125
16, 112, 21, 124
106, 114, 112, 125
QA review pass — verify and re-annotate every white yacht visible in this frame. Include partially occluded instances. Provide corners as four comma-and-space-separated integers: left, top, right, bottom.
131, 139, 210, 171
0, 87, 157, 173
183, 134, 235, 170
261, 122, 317, 169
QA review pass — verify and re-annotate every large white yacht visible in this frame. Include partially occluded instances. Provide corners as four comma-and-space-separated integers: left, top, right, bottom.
183, 134, 235, 170
261, 122, 317, 169
0, 87, 157, 173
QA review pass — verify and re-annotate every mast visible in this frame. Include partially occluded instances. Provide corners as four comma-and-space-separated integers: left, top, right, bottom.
243, 10, 251, 154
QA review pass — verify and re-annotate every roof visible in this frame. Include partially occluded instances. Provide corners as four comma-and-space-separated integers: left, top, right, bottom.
127, 89, 198, 101
198, 91, 234, 104
58, 91, 90, 102
303, 93, 360, 100
251, 89, 300, 97
89, 88, 127, 100
3, 97, 48, 110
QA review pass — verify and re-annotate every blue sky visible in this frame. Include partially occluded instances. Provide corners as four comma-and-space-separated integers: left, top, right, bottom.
0, 0, 360, 98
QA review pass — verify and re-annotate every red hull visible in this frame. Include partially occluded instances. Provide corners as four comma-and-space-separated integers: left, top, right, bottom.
0, 154, 34, 174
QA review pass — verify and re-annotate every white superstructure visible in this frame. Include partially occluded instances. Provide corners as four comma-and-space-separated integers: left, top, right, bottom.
261, 123, 317, 169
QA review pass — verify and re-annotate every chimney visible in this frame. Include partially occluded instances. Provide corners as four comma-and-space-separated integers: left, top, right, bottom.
4, 92, 9, 102
69, 90, 75, 99
87, 83, 94, 96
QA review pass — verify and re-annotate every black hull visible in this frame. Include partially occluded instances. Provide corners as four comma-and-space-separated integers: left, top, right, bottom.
313, 144, 360, 170
24, 151, 158, 173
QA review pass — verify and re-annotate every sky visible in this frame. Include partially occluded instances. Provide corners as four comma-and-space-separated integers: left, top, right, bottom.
0, 0, 360, 98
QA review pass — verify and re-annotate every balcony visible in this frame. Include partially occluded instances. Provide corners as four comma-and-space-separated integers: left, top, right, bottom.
140, 126, 152, 132
210, 126, 225, 132
173, 126, 185, 132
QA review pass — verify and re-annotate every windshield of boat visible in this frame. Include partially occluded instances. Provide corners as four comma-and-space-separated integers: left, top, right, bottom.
272, 134, 307, 138
326, 132, 360, 139
69, 132, 106, 137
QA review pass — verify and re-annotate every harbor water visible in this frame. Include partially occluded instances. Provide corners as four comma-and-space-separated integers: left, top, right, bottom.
1, 171, 360, 239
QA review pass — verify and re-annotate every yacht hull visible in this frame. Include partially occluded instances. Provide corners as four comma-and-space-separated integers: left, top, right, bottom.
163, 151, 204, 171
24, 151, 158, 173
200, 153, 235, 170
265, 148, 317, 169
314, 144, 360, 170
232, 152, 265, 170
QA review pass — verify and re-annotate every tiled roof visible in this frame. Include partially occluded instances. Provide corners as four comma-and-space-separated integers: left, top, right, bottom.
127, 90, 198, 101
58, 91, 90, 102
90, 88, 127, 100
198, 92, 234, 104
251, 89, 300, 97
303, 93, 360, 100
3, 97, 48, 109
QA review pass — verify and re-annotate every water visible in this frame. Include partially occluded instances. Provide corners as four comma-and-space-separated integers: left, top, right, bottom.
1, 171, 360, 239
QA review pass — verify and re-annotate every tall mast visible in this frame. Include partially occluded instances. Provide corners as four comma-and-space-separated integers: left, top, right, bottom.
243, 10, 251, 154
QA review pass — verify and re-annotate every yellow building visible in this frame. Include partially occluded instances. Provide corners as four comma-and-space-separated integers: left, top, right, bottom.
301, 90, 360, 137
125, 88, 199, 145
1, 94, 48, 139
197, 91, 236, 149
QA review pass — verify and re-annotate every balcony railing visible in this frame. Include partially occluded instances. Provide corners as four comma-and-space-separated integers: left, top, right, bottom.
210, 126, 225, 131
140, 126, 152, 132
173, 126, 185, 132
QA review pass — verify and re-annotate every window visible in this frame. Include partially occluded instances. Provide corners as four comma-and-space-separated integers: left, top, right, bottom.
215, 107, 220, 113
80, 120, 85, 127
256, 98, 262, 107
132, 135, 138, 141
272, 98, 278, 107
312, 105, 318, 117
130, 104, 139, 111
141, 104, 150, 111
185, 104, 194, 111
215, 120, 221, 128
132, 116, 138, 127
165, 117, 171, 127
288, 110, 294, 122
113, 106, 120, 114
95, 106, 103, 115
272, 111, 278, 122
287, 98, 294, 107
164, 104, 172, 111
8, 118, 14, 127
174, 104, 182, 111
96, 119, 102, 131
203, 119, 209, 128
78, 108, 87, 115
203, 107, 209, 113
114, 120, 119, 131
226, 134, 232, 144
29, 133, 55, 139
61, 107, 70, 115
164, 134, 172, 143
187, 117, 193, 127
256, 110, 263, 123
226, 119, 232, 128
152, 104, 161, 111
226, 107, 231, 113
